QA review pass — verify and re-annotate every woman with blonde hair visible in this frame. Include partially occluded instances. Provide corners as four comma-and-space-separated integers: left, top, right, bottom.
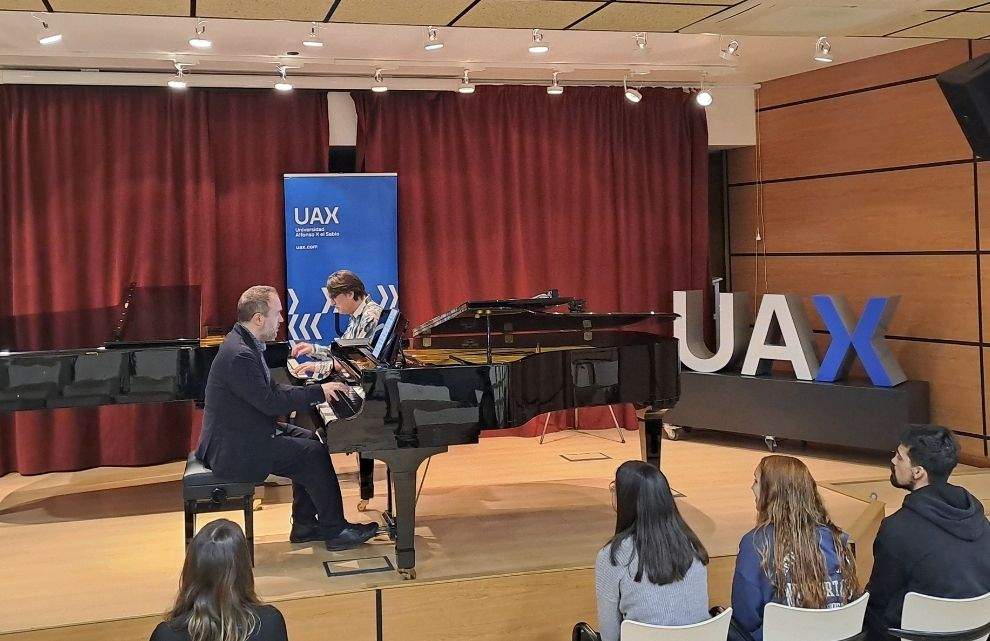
151, 519, 287, 641
730, 455, 860, 641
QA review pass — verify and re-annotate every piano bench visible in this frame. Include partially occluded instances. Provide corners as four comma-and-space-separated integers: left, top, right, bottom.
181, 453, 257, 565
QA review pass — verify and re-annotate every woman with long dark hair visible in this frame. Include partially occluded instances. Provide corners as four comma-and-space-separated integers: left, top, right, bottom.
730, 455, 860, 641
151, 519, 288, 641
594, 460, 711, 641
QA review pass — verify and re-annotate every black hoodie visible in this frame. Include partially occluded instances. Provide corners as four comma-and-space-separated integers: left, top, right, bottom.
865, 483, 990, 641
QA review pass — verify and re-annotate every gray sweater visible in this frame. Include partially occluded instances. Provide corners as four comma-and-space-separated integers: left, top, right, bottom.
595, 538, 710, 641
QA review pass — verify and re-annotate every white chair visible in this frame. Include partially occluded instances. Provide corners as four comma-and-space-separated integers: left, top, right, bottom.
762, 592, 870, 641
891, 592, 990, 641
619, 607, 732, 641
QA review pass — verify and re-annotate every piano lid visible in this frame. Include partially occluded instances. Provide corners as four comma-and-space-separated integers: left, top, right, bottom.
412, 296, 676, 338
0, 284, 201, 353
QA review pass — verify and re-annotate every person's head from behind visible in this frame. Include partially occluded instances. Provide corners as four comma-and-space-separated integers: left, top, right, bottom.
168, 519, 262, 641
237, 285, 282, 342
890, 424, 958, 491
609, 460, 708, 585
752, 455, 859, 608
325, 270, 367, 316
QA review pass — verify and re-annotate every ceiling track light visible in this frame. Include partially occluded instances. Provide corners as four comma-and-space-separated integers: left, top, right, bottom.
168, 62, 189, 89
189, 20, 212, 49
528, 28, 549, 54
634, 32, 647, 51
458, 69, 475, 94
33, 14, 62, 45
372, 68, 388, 93
424, 25, 444, 51
303, 22, 324, 47
814, 36, 832, 63
274, 65, 293, 92
623, 76, 642, 104
720, 39, 739, 61
547, 71, 563, 96
696, 73, 712, 107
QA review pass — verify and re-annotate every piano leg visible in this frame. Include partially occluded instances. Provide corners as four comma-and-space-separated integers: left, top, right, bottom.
639, 410, 664, 469
367, 446, 447, 579
357, 455, 375, 510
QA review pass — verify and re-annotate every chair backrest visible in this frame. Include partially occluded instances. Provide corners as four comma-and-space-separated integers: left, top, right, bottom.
763, 592, 870, 641
619, 607, 732, 641
900, 592, 990, 641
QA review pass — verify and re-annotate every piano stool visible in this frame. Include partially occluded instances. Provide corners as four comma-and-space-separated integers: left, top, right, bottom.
181, 453, 257, 565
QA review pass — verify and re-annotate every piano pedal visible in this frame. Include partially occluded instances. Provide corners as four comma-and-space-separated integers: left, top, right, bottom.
381, 511, 397, 542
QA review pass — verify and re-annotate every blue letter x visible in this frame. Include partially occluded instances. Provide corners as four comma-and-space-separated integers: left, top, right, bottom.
812, 296, 905, 387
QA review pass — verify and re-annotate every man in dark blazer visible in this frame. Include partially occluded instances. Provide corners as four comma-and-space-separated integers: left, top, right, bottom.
195, 285, 378, 551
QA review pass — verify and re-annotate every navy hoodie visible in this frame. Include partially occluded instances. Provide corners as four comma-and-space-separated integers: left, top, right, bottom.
865, 483, 990, 641
731, 525, 851, 641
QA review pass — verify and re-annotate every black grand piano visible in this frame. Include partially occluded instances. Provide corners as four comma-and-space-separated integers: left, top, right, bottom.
0, 287, 679, 579
301, 293, 679, 578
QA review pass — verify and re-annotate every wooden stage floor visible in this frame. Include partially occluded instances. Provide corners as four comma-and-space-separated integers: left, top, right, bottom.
0, 430, 924, 641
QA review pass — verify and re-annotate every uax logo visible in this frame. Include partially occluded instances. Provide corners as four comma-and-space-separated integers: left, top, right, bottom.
293, 206, 340, 225
673, 290, 906, 387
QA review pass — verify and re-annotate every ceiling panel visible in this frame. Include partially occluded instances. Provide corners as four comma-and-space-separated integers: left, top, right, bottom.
893, 10, 990, 37
0, 0, 45, 9
197, 0, 332, 21
573, 2, 727, 31
455, 0, 604, 29
331, 0, 472, 26
846, 11, 952, 37
51, 0, 189, 15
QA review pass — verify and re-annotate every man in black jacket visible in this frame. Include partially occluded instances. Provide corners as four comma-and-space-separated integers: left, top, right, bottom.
865, 424, 990, 640
195, 285, 378, 551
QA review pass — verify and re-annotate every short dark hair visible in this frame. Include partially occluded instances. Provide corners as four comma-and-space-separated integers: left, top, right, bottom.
900, 424, 958, 484
326, 270, 367, 300
236, 285, 276, 323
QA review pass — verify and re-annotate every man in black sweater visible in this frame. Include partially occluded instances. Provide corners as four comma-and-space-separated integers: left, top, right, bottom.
195, 285, 378, 551
865, 424, 990, 640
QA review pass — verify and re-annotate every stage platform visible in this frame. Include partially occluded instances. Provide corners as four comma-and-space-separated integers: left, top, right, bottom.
0, 430, 951, 641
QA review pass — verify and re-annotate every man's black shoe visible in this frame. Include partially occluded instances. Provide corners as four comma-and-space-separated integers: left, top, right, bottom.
324, 524, 379, 551
289, 521, 329, 544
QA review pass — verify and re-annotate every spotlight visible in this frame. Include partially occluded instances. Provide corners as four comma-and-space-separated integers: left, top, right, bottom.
37, 21, 62, 45
274, 65, 293, 91
528, 28, 549, 54
372, 69, 388, 93
547, 71, 563, 96
720, 39, 739, 61
696, 73, 713, 107
814, 36, 832, 63
424, 26, 444, 51
303, 23, 324, 47
168, 63, 188, 89
189, 20, 212, 49
458, 69, 475, 94
634, 32, 647, 51
623, 76, 642, 104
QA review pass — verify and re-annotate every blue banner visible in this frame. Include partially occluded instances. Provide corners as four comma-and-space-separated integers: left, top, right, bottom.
283, 173, 398, 342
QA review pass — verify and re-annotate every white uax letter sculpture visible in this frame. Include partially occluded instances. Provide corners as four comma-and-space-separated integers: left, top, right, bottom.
741, 293, 820, 380
673, 290, 750, 372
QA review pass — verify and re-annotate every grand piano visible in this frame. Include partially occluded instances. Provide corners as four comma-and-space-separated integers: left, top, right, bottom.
302, 293, 679, 578
0, 287, 680, 579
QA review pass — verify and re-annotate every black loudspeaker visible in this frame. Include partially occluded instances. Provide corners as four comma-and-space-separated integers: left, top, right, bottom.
938, 53, 990, 158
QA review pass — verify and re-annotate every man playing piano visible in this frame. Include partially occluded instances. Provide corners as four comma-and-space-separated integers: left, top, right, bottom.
290, 269, 383, 507
194, 285, 379, 551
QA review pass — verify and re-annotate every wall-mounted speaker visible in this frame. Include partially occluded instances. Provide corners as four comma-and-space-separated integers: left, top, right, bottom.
938, 53, 990, 158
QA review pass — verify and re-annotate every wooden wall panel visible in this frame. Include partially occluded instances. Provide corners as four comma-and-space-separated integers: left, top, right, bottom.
755, 80, 972, 181
758, 40, 970, 109
729, 255, 978, 342
727, 145, 757, 185
979, 163, 990, 250
958, 434, 988, 459
728, 164, 976, 254
974, 40, 990, 57
381, 569, 597, 641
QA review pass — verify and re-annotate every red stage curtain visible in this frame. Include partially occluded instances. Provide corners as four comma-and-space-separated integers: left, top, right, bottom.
0, 86, 329, 475
352, 86, 709, 437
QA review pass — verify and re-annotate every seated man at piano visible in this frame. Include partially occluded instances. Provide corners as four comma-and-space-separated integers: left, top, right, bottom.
194, 285, 379, 551
290, 269, 383, 507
